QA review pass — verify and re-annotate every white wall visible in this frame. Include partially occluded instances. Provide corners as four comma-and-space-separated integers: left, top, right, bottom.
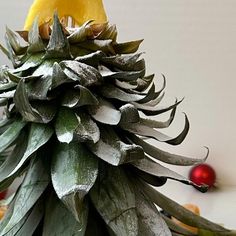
1, 1, 236, 186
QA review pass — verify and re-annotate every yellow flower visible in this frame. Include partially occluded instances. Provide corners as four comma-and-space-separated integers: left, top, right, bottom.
24, 0, 107, 30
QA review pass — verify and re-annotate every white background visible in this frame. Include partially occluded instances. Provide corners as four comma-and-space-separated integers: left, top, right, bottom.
0, 0, 236, 228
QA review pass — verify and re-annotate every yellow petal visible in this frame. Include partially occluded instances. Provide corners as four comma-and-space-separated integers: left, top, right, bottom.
24, 0, 107, 30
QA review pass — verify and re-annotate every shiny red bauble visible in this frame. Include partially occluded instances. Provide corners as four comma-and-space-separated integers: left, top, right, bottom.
189, 164, 216, 188
0, 190, 7, 200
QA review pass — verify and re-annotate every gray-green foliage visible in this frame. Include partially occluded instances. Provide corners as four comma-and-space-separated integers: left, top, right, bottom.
0, 14, 234, 236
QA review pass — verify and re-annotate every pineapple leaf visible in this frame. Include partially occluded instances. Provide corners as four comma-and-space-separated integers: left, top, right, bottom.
5, 26, 27, 55
0, 119, 26, 153
162, 214, 197, 236
136, 74, 155, 92
55, 107, 79, 143
132, 97, 183, 116
0, 133, 28, 192
119, 104, 140, 124
14, 79, 56, 123
90, 166, 138, 236
12, 53, 44, 73
114, 40, 143, 54
0, 43, 10, 60
6, 71, 42, 83
60, 60, 103, 87
138, 180, 230, 233
14, 198, 44, 236
75, 50, 105, 67
0, 157, 49, 234
140, 104, 176, 129
43, 194, 87, 236
101, 53, 143, 71
96, 24, 118, 41
0, 80, 16, 92
68, 20, 93, 44
51, 62, 72, 89
61, 85, 98, 108
78, 39, 115, 54
100, 83, 146, 102
45, 13, 70, 59
28, 17, 45, 53
51, 142, 98, 222
127, 134, 208, 166
0, 90, 15, 98
75, 111, 100, 143
88, 97, 121, 125
5, 123, 53, 178
132, 157, 208, 192
135, 187, 172, 236
100, 67, 145, 82
86, 125, 144, 166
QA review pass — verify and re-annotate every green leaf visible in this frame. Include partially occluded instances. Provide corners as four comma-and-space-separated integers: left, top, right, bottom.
119, 104, 140, 124
114, 40, 143, 54
78, 39, 115, 54
87, 97, 121, 125
26, 75, 52, 100
0, 90, 15, 99
96, 23, 117, 41
0, 133, 28, 192
75, 50, 105, 67
127, 134, 208, 166
101, 53, 143, 71
132, 157, 208, 192
75, 111, 100, 143
6, 123, 53, 178
132, 98, 183, 116
61, 85, 98, 108
60, 60, 103, 87
28, 17, 45, 53
137, 180, 230, 233
55, 107, 79, 143
43, 194, 87, 236
123, 114, 189, 145
0, 156, 49, 234
162, 214, 196, 236
12, 53, 44, 73
99, 66, 145, 82
100, 83, 146, 102
51, 62, 72, 89
15, 198, 44, 236
68, 20, 93, 43
136, 74, 155, 91
135, 189, 171, 236
51, 142, 98, 222
45, 13, 70, 58
90, 166, 138, 236
5, 27, 27, 55
14, 79, 56, 123
0, 43, 11, 60
86, 125, 144, 166
0, 81, 16, 92
0, 119, 26, 153
6, 71, 42, 84
140, 104, 176, 129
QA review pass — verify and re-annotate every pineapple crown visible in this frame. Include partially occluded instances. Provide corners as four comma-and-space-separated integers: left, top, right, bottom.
0, 13, 233, 235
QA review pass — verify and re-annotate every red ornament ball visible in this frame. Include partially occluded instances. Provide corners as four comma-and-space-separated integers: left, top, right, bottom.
189, 164, 216, 188
0, 190, 7, 200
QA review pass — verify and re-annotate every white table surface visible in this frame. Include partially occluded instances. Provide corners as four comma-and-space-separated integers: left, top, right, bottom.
158, 181, 236, 229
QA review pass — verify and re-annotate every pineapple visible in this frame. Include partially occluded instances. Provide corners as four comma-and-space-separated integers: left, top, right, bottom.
0, 0, 235, 235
